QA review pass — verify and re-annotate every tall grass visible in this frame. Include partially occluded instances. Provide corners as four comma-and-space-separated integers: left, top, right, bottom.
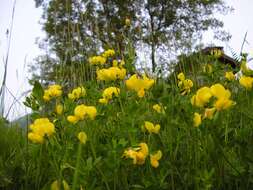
7, 50, 250, 189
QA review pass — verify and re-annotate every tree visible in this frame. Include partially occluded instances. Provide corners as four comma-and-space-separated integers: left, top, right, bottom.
32, 0, 231, 84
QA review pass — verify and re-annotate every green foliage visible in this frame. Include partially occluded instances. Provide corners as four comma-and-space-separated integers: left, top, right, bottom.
0, 118, 26, 189
3, 54, 253, 189
31, 0, 231, 84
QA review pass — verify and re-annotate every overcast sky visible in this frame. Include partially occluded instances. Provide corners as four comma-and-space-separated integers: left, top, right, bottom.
1, 0, 253, 120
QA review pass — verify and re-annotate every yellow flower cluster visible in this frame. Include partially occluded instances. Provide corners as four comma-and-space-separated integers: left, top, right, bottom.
96, 67, 126, 81
125, 74, 155, 98
123, 143, 162, 168
28, 118, 55, 144
143, 121, 160, 134
211, 84, 235, 111
239, 76, 253, 90
89, 56, 106, 65
67, 104, 97, 124
191, 83, 235, 110
43, 85, 62, 101
177, 72, 193, 95
68, 86, 86, 100
99, 87, 120, 104
225, 71, 235, 81
102, 49, 115, 58
191, 83, 235, 127
123, 143, 149, 165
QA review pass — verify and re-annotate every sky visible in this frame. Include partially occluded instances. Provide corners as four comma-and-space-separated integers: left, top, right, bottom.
0, 0, 44, 119
0, 0, 253, 120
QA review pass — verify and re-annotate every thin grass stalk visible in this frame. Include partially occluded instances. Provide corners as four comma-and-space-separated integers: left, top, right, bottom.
0, 0, 17, 117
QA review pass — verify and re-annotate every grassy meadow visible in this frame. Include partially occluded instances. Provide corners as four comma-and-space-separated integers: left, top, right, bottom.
1, 48, 253, 190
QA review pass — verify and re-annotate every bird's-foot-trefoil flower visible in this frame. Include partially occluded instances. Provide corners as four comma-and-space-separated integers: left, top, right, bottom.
28, 118, 55, 143
77, 132, 87, 144
143, 121, 160, 134
123, 143, 149, 165
99, 87, 120, 104
43, 84, 62, 101
193, 112, 202, 127
150, 150, 162, 168
125, 74, 155, 98
68, 86, 86, 100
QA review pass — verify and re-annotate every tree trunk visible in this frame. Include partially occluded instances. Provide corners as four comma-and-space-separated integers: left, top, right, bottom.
151, 41, 156, 72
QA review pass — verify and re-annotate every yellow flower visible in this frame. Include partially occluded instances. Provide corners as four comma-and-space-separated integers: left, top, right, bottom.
193, 112, 201, 127
181, 79, 193, 95
152, 104, 162, 113
210, 83, 231, 99
144, 121, 160, 134
96, 67, 126, 81
83, 106, 97, 120
123, 149, 138, 164
239, 76, 253, 90
150, 150, 162, 168
123, 143, 149, 165
136, 143, 149, 165
28, 118, 55, 143
137, 89, 145, 98
102, 49, 115, 58
30, 118, 55, 137
28, 132, 44, 144
50, 180, 59, 190
77, 132, 87, 144
89, 56, 106, 65
99, 98, 108, 104
67, 115, 79, 124
191, 87, 212, 107
51, 180, 70, 190
203, 107, 216, 120
68, 87, 86, 100
214, 98, 235, 111
225, 71, 235, 81
209, 83, 235, 111
55, 104, 63, 115
177, 72, 185, 81
125, 74, 155, 98
177, 72, 193, 95
99, 87, 120, 104
74, 105, 88, 120
43, 85, 62, 101
74, 104, 97, 120
43, 91, 51, 101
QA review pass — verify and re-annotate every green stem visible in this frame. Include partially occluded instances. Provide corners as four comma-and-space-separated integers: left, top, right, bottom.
89, 140, 110, 190
72, 143, 82, 190
35, 144, 43, 189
